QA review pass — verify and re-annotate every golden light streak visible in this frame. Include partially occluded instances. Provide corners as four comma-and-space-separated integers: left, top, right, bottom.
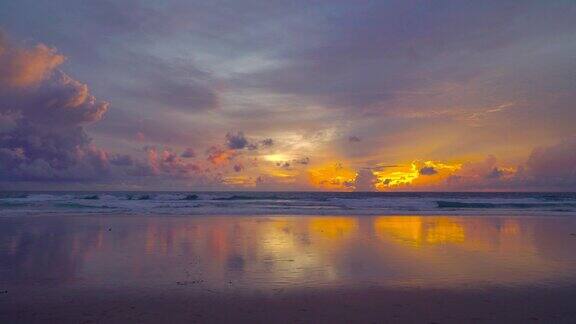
373, 163, 420, 189
374, 216, 465, 247
308, 162, 356, 190
309, 217, 357, 240
374, 160, 462, 190
263, 153, 291, 162
222, 175, 257, 187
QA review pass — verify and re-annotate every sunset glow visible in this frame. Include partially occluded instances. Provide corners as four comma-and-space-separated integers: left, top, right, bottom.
0, 1, 574, 192
2, 3, 576, 323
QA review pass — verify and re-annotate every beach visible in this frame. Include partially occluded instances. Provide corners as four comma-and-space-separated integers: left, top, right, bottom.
2, 0, 576, 321
2, 213, 576, 323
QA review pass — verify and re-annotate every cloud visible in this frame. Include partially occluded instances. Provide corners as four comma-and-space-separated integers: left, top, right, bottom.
275, 157, 310, 169
235, 1, 576, 165
0, 34, 111, 181
276, 161, 291, 169
0, 36, 108, 126
245, 1, 576, 111
365, 139, 576, 191
419, 166, 438, 176
485, 167, 504, 179
120, 59, 218, 113
1, 3, 576, 191
180, 147, 195, 158
206, 146, 234, 165
442, 155, 514, 189
144, 146, 200, 176
354, 168, 377, 191
92, 109, 195, 146
525, 137, 576, 188
225, 131, 274, 151
0, 32, 65, 88
233, 163, 243, 172
109, 154, 135, 166
261, 138, 274, 147
308, 162, 356, 190
294, 157, 310, 165
226, 132, 249, 150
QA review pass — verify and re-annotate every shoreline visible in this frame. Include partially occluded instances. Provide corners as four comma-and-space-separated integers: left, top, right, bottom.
2, 213, 576, 323
2, 285, 576, 323
2, 191, 576, 218
2, 212, 576, 219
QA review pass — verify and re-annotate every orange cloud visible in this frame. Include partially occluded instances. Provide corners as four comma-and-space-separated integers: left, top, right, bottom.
206, 146, 235, 165
221, 175, 257, 187
308, 162, 356, 190
0, 33, 65, 88
372, 160, 462, 190
145, 146, 200, 176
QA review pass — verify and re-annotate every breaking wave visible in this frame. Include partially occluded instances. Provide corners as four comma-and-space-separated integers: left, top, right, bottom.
1, 191, 575, 216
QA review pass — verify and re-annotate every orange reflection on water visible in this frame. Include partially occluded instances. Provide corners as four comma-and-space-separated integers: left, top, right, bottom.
2, 215, 576, 291
309, 217, 357, 240
374, 216, 465, 247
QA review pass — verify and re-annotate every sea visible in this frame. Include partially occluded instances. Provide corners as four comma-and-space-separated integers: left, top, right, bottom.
1, 191, 576, 216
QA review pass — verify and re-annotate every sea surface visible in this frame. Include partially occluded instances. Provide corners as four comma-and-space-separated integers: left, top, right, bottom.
1, 191, 576, 216
2, 215, 576, 293
3, 194, 576, 322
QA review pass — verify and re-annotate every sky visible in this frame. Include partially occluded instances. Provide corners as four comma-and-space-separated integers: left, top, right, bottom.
0, 0, 575, 191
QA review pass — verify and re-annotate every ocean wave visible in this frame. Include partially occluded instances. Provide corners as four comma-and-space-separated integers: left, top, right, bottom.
54, 202, 119, 209
1, 191, 576, 216
127, 194, 152, 200
212, 195, 284, 201
436, 200, 576, 209
79, 195, 100, 200
0, 201, 29, 208
0, 193, 29, 199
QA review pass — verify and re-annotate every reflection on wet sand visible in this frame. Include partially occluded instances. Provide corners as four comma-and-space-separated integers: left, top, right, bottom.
1, 215, 576, 291
375, 216, 465, 246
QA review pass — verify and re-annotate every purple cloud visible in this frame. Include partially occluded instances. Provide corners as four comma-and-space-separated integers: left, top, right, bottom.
0, 34, 110, 181
526, 137, 576, 188
226, 132, 249, 150
180, 147, 196, 158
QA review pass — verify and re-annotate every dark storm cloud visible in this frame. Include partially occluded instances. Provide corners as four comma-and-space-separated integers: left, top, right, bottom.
226, 132, 249, 150
225, 132, 273, 151
419, 166, 438, 176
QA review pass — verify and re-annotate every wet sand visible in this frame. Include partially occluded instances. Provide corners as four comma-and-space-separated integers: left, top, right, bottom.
3, 285, 576, 323
1, 214, 576, 323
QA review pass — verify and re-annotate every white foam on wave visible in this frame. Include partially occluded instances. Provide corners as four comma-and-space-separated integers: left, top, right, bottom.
1, 192, 576, 217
